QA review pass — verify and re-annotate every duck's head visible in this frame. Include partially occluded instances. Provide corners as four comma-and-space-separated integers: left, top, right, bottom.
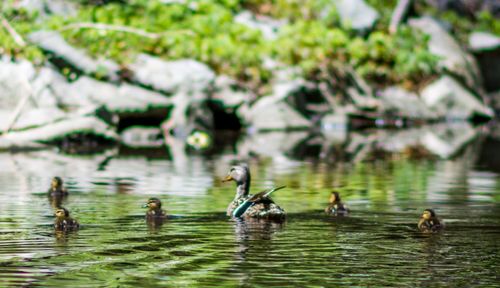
421, 209, 436, 220
51, 177, 63, 189
329, 191, 341, 203
55, 207, 70, 219
222, 165, 250, 185
143, 198, 162, 210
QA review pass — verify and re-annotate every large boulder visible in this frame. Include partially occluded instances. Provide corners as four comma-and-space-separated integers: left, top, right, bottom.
420, 75, 493, 119
129, 54, 215, 94
335, 0, 380, 32
28, 31, 120, 81
409, 17, 482, 90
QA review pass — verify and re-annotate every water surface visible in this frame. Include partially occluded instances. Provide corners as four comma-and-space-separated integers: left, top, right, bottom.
0, 129, 499, 287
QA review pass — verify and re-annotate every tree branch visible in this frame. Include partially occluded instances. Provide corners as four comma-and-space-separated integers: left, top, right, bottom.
60, 22, 194, 39
0, 14, 27, 47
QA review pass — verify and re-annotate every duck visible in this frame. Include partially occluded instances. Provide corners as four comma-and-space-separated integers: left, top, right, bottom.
418, 209, 443, 233
222, 165, 286, 221
48, 176, 68, 196
143, 197, 167, 219
325, 191, 349, 216
54, 207, 79, 231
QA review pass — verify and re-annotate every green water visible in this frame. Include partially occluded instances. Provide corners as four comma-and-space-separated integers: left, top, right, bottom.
0, 131, 499, 287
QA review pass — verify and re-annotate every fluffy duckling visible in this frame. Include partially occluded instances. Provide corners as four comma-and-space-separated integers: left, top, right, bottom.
418, 209, 443, 233
223, 165, 286, 221
54, 207, 79, 231
48, 177, 68, 196
325, 191, 349, 216
143, 197, 167, 219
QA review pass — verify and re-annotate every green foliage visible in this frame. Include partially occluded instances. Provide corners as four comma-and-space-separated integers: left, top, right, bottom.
0, 5, 44, 63
274, 20, 439, 84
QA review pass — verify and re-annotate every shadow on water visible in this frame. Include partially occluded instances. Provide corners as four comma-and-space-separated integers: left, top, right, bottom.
0, 122, 499, 286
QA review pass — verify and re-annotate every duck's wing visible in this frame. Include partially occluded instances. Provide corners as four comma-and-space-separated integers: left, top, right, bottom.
248, 186, 286, 202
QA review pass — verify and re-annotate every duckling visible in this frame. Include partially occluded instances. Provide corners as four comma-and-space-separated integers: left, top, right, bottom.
325, 191, 349, 216
418, 209, 443, 233
48, 177, 68, 196
54, 207, 79, 231
222, 165, 286, 221
143, 197, 167, 219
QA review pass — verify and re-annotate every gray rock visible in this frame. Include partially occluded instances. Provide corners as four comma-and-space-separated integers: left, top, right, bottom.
421, 122, 477, 158
409, 17, 482, 89
0, 59, 36, 109
420, 75, 494, 119
130, 54, 215, 94
0, 108, 67, 132
469, 32, 500, 52
243, 80, 312, 131
0, 116, 118, 150
234, 11, 287, 40
28, 31, 120, 80
51, 76, 172, 114
335, 0, 380, 31
379, 86, 437, 120
14, 0, 78, 17
121, 127, 163, 147
211, 75, 251, 108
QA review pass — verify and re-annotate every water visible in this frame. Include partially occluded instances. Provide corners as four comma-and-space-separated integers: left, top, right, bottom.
0, 128, 499, 287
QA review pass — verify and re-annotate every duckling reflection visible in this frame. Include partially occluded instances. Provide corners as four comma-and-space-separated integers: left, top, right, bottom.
223, 165, 286, 222
418, 209, 443, 233
325, 191, 349, 216
48, 177, 68, 196
54, 207, 79, 231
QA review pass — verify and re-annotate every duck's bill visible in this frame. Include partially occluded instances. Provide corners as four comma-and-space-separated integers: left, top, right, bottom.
142, 203, 149, 208
222, 175, 233, 182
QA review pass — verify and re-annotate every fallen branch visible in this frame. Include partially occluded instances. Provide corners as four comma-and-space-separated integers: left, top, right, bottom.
389, 0, 414, 34
0, 14, 27, 47
60, 22, 194, 39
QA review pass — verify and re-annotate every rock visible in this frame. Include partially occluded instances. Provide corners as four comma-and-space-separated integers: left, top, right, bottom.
121, 127, 164, 147
420, 75, 494, 119
469, 32, 500, 92
379, 86, 437, 120
234, 11, 287, 40
421, 122, 477, 158
335, 0, 380, 32
237, 131, 310, 159
425, 0, 500, 17
243, 81, 312, 131
0, 108, 67, 132
211, 75, 251, 108
469, 32, 500, 51
129, 54, 215, 94
14, 0, 78, 17
409, 17, 482, 90
28, 31, 120, 81
0, 116, 118, 150
0, 59, 36, 109
51, 76, 172, 115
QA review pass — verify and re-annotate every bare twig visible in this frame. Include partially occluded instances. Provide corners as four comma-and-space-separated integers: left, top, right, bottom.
0, 14, 27, 47
60, 22, 194, 39
389, 0, 414, 34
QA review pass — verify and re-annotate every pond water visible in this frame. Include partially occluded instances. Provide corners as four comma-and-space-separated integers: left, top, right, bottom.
0, 127, 499, 287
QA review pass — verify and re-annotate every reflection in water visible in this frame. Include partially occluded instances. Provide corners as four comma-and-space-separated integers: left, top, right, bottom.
0, 123, 499, 286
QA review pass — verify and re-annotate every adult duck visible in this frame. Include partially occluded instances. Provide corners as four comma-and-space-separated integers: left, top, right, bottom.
222, 165, 286, 221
